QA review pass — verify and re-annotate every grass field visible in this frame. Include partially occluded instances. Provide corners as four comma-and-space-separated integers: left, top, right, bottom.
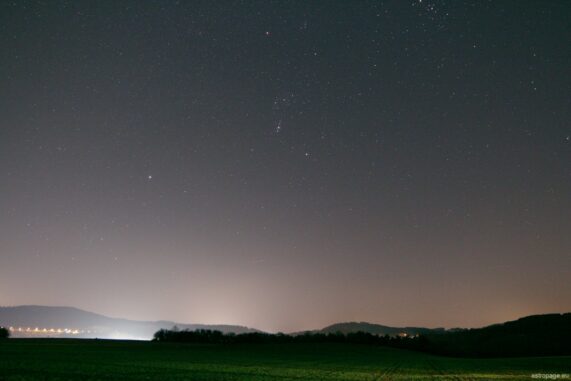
0, 339, 569, 381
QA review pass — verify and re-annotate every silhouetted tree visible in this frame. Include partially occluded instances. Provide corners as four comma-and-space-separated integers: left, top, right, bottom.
0, 327, 9, 339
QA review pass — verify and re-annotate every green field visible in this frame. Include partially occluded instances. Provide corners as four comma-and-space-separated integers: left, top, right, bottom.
0, 339, 569, 381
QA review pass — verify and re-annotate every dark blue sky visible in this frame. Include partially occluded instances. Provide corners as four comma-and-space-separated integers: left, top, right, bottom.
1, 0, 570, 332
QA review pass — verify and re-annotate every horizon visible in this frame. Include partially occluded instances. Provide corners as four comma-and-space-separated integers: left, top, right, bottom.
2, 304, 570, 334
1, 1, 570, 334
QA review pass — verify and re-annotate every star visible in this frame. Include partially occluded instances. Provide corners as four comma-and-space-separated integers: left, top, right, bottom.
147, 175, 153, 180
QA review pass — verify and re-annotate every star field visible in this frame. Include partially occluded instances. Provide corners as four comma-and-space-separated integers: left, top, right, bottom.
0, 0, 570, 332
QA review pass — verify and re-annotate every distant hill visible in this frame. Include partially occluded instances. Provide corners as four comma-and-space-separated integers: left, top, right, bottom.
2, 306, 570, 357
422, 313, 571, 357
0, 305, 259, 340
319, 322, 447, 336
295, 314, 571, 357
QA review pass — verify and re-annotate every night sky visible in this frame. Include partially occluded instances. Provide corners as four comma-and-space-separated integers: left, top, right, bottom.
1, 1, 570, 333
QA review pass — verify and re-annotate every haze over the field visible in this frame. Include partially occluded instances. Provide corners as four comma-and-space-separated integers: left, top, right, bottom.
1, 1, 570, 333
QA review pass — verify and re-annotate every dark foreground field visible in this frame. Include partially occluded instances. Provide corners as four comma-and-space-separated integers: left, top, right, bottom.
0, 339, 570, 381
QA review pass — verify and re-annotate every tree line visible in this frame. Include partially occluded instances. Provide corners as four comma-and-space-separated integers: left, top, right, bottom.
153, 328, 427, 349
153, 312, 571, 358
